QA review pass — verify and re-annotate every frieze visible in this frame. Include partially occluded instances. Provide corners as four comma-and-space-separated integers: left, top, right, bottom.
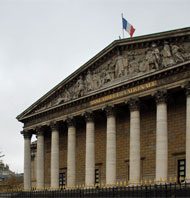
90, 81, 157, 105
33, 40, 190, 113
23, 66, 190, 129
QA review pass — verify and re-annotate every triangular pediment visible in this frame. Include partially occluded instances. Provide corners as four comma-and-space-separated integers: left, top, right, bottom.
17, 27, 190, 121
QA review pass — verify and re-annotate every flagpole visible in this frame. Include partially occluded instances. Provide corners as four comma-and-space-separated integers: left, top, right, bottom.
121, 13, 124, 39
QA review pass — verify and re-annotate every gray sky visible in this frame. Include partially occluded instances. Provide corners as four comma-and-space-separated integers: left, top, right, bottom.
0, 0, 189, 173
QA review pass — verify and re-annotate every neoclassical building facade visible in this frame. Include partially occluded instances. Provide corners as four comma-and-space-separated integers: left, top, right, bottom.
17, 27, 190, 189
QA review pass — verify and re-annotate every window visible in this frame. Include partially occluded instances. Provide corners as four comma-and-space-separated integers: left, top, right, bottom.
95, 168, 100, 184
126, 163, 130, 181
59, 172, 66, 187
178, 159, 186, 183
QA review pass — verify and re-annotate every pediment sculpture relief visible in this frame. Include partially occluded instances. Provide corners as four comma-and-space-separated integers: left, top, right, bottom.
35, 41, 190, 112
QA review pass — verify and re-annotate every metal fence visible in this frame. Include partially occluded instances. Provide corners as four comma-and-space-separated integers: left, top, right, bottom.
0, 183, 190, 198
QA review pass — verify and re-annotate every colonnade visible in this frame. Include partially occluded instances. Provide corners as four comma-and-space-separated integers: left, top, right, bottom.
21, 89, 190, 189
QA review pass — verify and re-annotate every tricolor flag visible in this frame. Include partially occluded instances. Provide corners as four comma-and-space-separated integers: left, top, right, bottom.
122, 17, 135, 37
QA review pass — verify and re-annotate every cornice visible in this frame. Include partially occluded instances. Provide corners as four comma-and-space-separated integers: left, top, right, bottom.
23, 78, 190, 130
17, 27, 190, 121
20, 60, 190, 125
20, 130, 32, 139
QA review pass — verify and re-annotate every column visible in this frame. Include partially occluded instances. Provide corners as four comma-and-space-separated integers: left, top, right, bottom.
21, 130, 32, 190
105, 106, 116, 185
85, 112, 95, 186
67, 118, 76, 187
50, 122, 59, 188
128, 98, 141, 183
186, 83, 190, 179
155, 90, 168, 181
36, 127, 44, 189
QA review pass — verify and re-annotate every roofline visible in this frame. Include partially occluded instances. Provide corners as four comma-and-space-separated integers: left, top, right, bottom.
17, 26, 190, 121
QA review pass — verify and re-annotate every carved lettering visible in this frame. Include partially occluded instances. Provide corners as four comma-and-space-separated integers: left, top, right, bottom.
127, 89, 133, 94
90, 81, 157, 105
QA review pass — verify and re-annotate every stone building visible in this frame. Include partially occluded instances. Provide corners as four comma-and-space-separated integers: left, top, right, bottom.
17, 27, 190, 189
0, 162, 13, 182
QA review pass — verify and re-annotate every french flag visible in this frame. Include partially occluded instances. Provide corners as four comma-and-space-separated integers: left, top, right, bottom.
122, 17, 135, 37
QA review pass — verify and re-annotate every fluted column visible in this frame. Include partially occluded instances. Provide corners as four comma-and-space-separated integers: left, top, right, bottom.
67, 118, 76, 187
105, 106, 116, 185
185, 83, 190, 179
36, 127, 44, 189
85, 112, 95, 186
21, 130, 32, 190
50, 123, 59, 188
128, 98, 141, 183
155, 90, 168, 181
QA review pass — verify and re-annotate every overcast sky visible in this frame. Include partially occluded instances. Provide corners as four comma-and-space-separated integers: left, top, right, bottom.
0, 0, 189, 173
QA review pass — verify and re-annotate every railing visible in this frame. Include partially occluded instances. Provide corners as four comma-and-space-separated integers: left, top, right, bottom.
0, 182, 190, 198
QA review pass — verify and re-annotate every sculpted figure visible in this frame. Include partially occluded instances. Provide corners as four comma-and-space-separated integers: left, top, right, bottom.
86, 71, 94, 91
93, 71, 101, 89
100, 67, 107, 85
54, 89, 71, 105
124, 66, 129, 76
75, 76, 85, 97
128, 59, 139, 76
35, 105, 46, 112
114, 53, 128, 78
69, 86, 77, 99
46, 102, 51, 108
63, 89, 71, 102
146, 43, 160, 70
162, 41, 174, 67
171, 44, 184, 63
123, 55, 129, 74
104, 60, 115, 83
139, 61, 149, 72
54, 97, 65, 105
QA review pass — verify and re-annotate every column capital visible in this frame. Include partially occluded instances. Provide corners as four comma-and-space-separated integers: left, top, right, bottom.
50, 121, 59, 131
35, 126, 44, 136
85, 112, 94, 122
127, 97, 140, 112
66, 117, 76, 127
154, 90, 167, 104
104, 105, 115, 117
21, 130, 32, 139
184, 81, 190, 97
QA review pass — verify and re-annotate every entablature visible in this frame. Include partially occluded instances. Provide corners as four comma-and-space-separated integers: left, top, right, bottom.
22, 61, 190, 130
17, 28, 190, 122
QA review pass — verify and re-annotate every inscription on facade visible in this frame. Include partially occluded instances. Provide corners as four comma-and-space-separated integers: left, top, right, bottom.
90, 81, 157, 105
